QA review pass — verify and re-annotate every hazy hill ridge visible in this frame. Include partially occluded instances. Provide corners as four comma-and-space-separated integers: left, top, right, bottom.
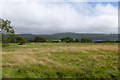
18, 32, 118, 41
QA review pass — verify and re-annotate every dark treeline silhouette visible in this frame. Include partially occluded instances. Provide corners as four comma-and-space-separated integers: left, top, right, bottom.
29, 36, 119, 43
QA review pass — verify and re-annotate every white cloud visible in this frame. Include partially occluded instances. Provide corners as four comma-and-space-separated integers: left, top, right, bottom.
0, 2, 118, 34
0, 0, 119, 2
95, 4, 118, 16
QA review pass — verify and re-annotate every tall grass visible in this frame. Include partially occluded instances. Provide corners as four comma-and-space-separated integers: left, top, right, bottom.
2, 43, 118, 78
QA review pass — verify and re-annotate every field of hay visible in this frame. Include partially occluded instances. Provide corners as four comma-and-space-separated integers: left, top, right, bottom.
2, 43, 119, 78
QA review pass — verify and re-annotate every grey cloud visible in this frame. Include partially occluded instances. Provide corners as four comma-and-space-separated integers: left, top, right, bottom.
0, 2, 118, 34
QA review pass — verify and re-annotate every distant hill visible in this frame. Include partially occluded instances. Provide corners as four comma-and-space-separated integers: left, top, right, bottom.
18, 32, 118, 41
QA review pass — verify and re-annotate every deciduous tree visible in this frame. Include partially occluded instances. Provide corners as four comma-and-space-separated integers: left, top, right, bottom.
0, 19, 14, 43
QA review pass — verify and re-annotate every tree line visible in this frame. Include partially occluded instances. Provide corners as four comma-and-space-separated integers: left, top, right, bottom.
33, 36, 92, 43
32, 36, 119, 43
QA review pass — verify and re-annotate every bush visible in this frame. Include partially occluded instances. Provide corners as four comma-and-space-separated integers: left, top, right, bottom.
2, 43, 9, 47
61, 37, 74, 43
81, 38, 92, 43
34, 36, 47, 43
16, 37, 27, 45
74, 39, 80, 42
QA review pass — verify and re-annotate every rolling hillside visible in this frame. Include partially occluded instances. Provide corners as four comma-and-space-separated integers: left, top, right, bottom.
18, 32, 118, 41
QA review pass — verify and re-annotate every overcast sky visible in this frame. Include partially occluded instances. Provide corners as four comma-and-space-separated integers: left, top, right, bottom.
0, 0, 119, 34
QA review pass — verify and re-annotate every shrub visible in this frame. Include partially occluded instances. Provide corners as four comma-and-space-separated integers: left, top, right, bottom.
60, 37, 74, 43
16, 37, 27, 45
34, 36, 47, 43
81, 38, 92, 43
2, 43, 9, 47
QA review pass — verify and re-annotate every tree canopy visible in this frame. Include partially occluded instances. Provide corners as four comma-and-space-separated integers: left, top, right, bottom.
60, 37, 75, 43
0, 19, 15, 43
81, 38, 92, 43
34, 36, 47, 43
0, 19, 27, 45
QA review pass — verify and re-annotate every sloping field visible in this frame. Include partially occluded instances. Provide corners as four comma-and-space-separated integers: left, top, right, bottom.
2, 43, 119, 78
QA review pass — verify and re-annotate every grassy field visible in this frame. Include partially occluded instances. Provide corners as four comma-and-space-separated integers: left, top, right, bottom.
2, 43, 119, 78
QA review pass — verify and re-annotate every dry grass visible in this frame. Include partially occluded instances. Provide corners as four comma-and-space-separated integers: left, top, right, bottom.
2, 43, 119, 78
2, 44, 118, 66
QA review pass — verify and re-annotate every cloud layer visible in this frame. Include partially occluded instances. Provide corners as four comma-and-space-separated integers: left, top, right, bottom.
0, 1, 118, 34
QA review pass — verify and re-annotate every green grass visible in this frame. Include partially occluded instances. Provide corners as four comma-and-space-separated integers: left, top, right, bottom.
2, 43, 119, 78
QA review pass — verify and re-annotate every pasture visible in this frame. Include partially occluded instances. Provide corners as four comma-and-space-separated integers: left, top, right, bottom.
2, 43, 119, 78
